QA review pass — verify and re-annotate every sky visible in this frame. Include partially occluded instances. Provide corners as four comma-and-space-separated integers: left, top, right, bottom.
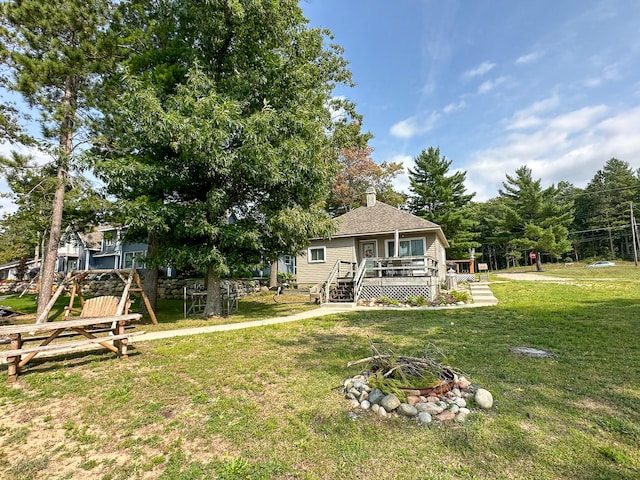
301, 0, 640, 201
2, 0, 640, 213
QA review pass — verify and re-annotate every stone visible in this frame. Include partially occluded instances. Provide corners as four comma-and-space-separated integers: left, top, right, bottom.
371, 404, 380, 414
358, 391, 369, 403
459, 408, 470, 415
406, 395, 420, 406
353, 380, 364, 390
417, 412, 432, 424
449, 405, 460, 414
397, 403, 418, 417
451, 387, 462, 397
377, 406, 388, 417
360, 400, 371, 410
474, 388, 494, 409
458, 377, 470, 390
348, 388, 360, 396
415, 402, 443, 416
435, 410, 456, 422
426, 396, 439, 404
454, 397, 467, 408
455, 411, 469, 423
347, 399, 360, 408
368, 389, 385, 406
380, 394, 401, 412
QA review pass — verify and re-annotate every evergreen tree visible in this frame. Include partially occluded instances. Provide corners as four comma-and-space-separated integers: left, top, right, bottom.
408, 146, 478, 258
583, 158, 639, 258
0, 0, 118, 319
498, 166, 573, 270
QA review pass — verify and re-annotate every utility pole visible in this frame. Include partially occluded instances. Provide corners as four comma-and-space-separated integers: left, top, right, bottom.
631, 202, 638, 266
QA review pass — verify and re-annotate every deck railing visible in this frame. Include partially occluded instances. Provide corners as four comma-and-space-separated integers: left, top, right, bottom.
362, 256, 439, 278
322, 260, 357, 303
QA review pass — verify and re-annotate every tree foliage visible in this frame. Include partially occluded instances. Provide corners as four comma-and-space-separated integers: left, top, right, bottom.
0, 0, 118, 317
498, 166, 573, 270
408, 146, 478, 258
327, 145, 404, 216
93, 0, 362, 316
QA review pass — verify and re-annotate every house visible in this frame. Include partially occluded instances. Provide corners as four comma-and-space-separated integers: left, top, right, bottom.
296, 188, 449, 303
56, 225, 174, 276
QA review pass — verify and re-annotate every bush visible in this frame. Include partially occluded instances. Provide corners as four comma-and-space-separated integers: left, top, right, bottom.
405, 295, 428, 307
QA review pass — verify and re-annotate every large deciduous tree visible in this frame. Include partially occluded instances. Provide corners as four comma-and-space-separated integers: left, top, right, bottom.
94, 0, 362, 316
498, 166, 573, 271
408, 146, 478, 258
0, 0, 117, 320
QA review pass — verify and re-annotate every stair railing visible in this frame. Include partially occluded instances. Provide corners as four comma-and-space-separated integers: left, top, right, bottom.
352, 258, 368, 303
322, 260, 342, 303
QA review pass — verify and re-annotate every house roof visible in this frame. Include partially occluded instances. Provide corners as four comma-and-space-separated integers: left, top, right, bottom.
331, 201, 450, 248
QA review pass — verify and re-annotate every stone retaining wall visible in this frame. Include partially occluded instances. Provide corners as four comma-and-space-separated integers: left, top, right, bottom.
0, 277, 262, 300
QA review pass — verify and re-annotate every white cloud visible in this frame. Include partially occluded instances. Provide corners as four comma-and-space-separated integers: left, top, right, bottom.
463, 61, 495, 78
463, 105, 640, 201
389, 111, 440, 139
477, 76, 508, 94
422, 82, 436, 95
386, 153, 414, 194
442, 99, 466, 114
515, 51, 544, 65
507, 94, 560, 130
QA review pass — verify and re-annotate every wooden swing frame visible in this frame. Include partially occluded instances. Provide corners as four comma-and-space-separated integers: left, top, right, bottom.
35, 268, 158, 325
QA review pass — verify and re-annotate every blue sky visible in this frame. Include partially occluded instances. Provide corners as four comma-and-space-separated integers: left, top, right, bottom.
301, 0, 640, 200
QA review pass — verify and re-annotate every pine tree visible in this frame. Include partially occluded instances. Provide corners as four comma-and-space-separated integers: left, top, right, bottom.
408, 146, 478, 258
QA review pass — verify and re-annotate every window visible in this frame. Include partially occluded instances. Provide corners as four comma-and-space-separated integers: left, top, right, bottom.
308, 246, 326, 263
386, 237, 426, 257
123, 251, 146, 269
284, 255, 292, 265
103, 231, 115, 248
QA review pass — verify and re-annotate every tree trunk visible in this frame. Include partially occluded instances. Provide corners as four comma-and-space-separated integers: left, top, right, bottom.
536, 252, 542, 272
268, 259, 278, 288
204, 265, 222, 317
36, 166, 66, 322
141, 233, 159, 314
36, 75, 76, 322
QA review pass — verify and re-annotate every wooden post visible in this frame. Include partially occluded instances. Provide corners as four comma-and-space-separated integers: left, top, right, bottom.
114, 320, 128, 359
7, 334, 22, 382
132, 270, 158, 325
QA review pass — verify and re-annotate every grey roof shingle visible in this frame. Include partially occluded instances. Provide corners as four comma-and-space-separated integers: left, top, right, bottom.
330, 202, 449, 247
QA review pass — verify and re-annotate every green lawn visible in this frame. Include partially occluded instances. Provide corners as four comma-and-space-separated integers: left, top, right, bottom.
0, 275, 639, 479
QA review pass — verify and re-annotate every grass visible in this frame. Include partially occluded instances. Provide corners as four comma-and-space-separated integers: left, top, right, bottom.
0, 273, 639, 478
0, 291, 319, 332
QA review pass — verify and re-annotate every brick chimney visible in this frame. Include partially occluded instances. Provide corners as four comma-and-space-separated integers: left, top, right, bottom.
366, 187, 377, 207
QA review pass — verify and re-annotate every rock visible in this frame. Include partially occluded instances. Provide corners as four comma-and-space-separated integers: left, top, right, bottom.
377, 406, 388, 417
345, 393, 356, 400
451, 387, 462, 397
406, 395, 420, 406
358, 391, 369, 402
347, 399, 360, 408
458, 377, 470, 390
449, 405, 460, 414
380, 394, 401, 412
435, 410, 456, 421
415, 402, 443, 416
368, 389, 385, 406
454, 397, 467, 408
474, 388, 494, 409
417, 412, 432, 424
397, 403, 418, 417
348, 387, 360, 396
353, 380, 364, 390
455, 411, 469, 423
426, 396, 439, 404
343, 379, 354, 389
360, 400, 371, 410
371, 404, 380, 414
459, 408, 470, 415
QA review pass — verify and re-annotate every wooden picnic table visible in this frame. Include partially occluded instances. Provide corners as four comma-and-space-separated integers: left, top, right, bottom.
0, 314, 142, 381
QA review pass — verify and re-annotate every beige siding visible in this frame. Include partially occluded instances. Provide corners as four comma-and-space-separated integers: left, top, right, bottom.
296, 237, 356, 286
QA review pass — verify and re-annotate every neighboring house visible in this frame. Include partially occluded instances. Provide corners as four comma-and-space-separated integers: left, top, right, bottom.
296, 188, 449, 303
56, 225, 169, 275
0, 258, 38, 281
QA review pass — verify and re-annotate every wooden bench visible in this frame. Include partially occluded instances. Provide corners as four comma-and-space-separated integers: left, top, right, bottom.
0, 314, 142, 381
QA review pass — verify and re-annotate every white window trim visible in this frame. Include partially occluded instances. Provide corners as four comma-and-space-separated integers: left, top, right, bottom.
384, 236, 427, 257
308, 246, 326, 263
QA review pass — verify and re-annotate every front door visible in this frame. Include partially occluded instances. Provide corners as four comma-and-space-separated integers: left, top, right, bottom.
361, 241, 376, 276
